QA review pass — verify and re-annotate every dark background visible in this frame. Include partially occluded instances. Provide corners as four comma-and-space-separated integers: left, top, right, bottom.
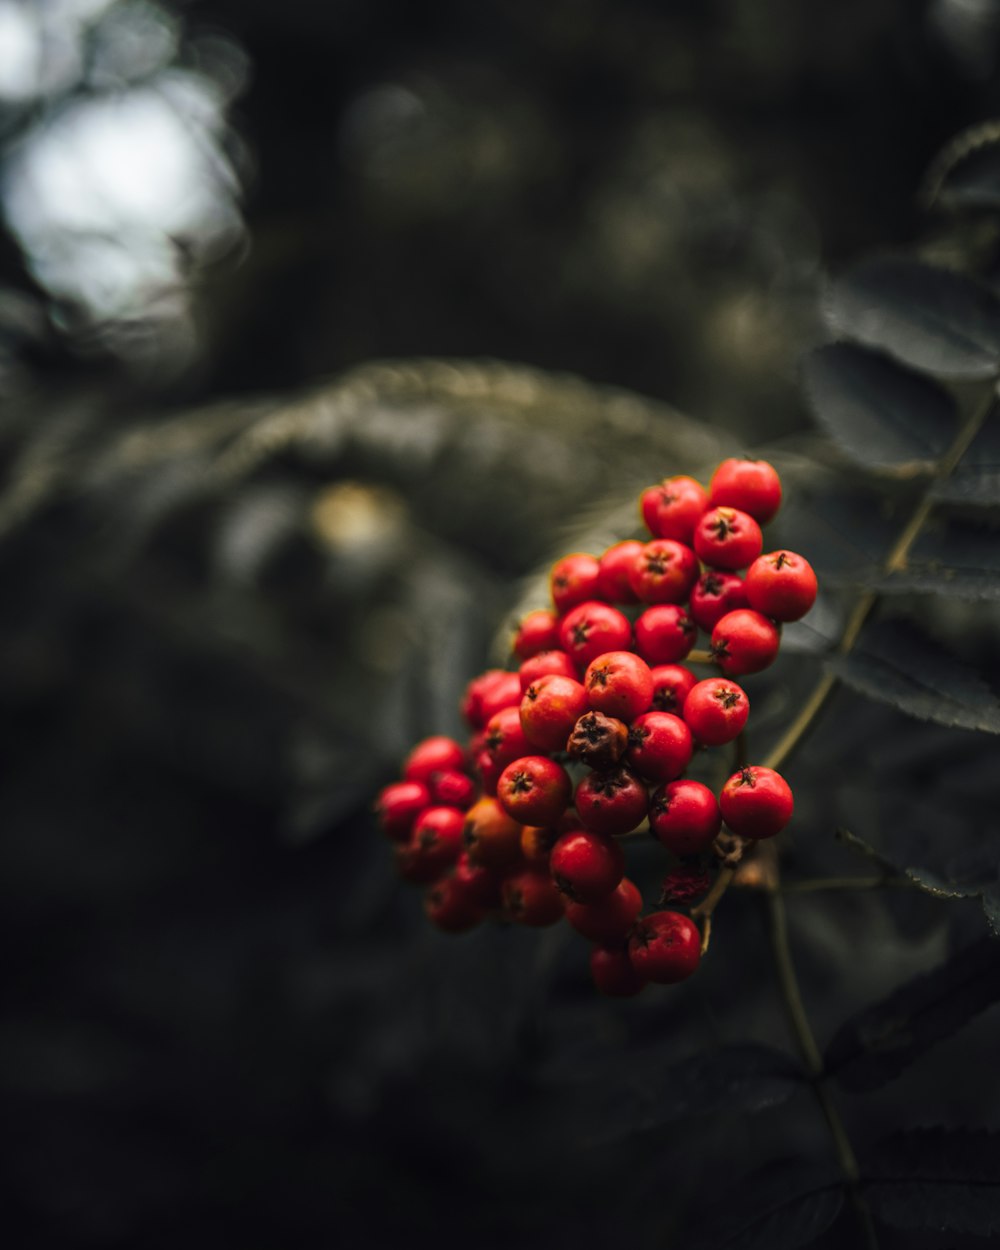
2, 2, 1000, 1246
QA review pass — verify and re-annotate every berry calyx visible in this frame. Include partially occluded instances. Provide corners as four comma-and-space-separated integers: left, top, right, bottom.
710, 609, 781, 677
649, 664, 697, 714
640, 475, 708, 544
682, 677, 750, 746
719, 766, 794, 839
520, 673, 590, 752
688, 570, 749, 633
566, 710, 629, 769
558, 601, 633, 669
575, 766, 649, 836
550, 829, 625, 902
744, 550, 818, 622
628, 911, 701, 984
658, 865, 712, 906
584, 650, 654, 722
629, 539, 700, 605
649, 779, 721, 856
497, 755, 572, 827
693, 506, 763, 571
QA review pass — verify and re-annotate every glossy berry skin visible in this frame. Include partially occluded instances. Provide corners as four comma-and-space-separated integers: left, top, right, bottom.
502, 868, 565, 926
683, 678, 750, 746
640, 475, 708, 544
566, 711, 629, 770
626, 712, 693, 783
590, 944, 648, 997
519, 674, 590, 752
565, 877, 643, 942
461, 670, 510, 729
452, 850, 504, 909
403, 736, 466, 783
584, 650, 654, 723
711, 609, 781, 677
709, 457, 782, 524
375, 780, 431, 842
425, 877, 483, 932
430, 769, 477, 810
596, 540, 645, 604
649, 779, 721, 856
649, 664, 697, 714
628, 911, 701, 984
513, 609, 560, 659
396, 806, 465, 883
520, 823, 563, 865
693, 507, 763, 571
477, 671, 524, 725
575, 766, 649, 836
485, 706, 534, 768
550, 829, 625, 902
634, 605, 697, 665
497, 755, 571, 827
463, 796, 524, 870
550, 553, 602, 614
745, 551, 818, 622
558, 601, 633, 669
475, 750, 502, 797
688, 570, 749, 633
518, 649, 577, 692
720, 766, 794, 839
629, 539, 700, 605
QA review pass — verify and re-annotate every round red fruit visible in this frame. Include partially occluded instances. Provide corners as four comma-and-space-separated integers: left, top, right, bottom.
452, 850, 504, 909
497, 755, 571, 827
425, 877, 483, 932
513, 608, 560, 659
475, 750, 502, 797
628, 539, 700, 604
520, 823, 563, 865
596, 540, 645, 604
430, 769, 477, 810
590, 944, 648, 997
649, 664, 697, 714
461, 669, 511, 729
484, 705, 534, 768
403, 735, 466, 783
634, 605, 697, 665
558, 601, 632, 669
683, 678, 749, 746
477, 671, 523, 724
649, 779, 721, 856
688, 570, 749, 633
575, 766, 649, 836
396, 805, 465, 883
585, 650, 654, 722
720, 766, 794, 839
550, 553, 602, 614
628, 911, 701, 984
374, 779, 430, 842
711, 609, 781, 676
463, 796, 524, 871
502, 868, 565, 926
565, 877, 643, 942
550, 829, 625, 902
626, 711, 693, 783
519, 673, 590, 753
693, 507, 763, 571
518, 649, 577, 692
709, 457, 782, 523
745, 551, 818, 622
640, 475, 708, 544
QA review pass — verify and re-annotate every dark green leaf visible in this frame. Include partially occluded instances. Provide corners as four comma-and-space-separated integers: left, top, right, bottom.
866, 1128, 1000, 1235
686, 1162, 843, 1250
826, 938, 1000, 1091
869, 566, 1000, 600
851, 516, 1000, 599
825, 257, 1000, 379
801, 343, 958, 469
828, 619, 1000, 734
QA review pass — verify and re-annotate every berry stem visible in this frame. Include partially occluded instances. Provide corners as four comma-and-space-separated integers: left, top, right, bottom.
690, 864, 736, 953
687, 648, 714, 665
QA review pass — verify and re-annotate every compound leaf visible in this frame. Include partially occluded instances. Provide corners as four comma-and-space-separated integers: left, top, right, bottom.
686, 1162, 843, 1250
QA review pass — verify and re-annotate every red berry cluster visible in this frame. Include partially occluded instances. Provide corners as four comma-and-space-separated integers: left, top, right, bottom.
374, 458, 816, 997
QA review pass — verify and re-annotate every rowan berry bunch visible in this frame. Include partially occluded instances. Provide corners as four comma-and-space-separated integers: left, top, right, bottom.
374, 458, 817, 997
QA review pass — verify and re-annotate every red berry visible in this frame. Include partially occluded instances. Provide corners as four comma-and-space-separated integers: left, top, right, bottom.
709, 457, 782, 523
639, 475, 708, 544
374, 780, 431, 842
682, 678, 750, 746
403, 736, 466, 783
628, 911, 701, 984
628, 539, 700, 604
502, 868, 565, 926
429, 769, 477, 809
519, 673, 590, 753
590, 944, 648, 997
688, 570, 749, 633
452, 850, 504, 909
478, 671, 524, 724
485, 705, 534, 768
649, 779, 721, 856
550, 553, 602, 613
565, 710, 630, 769
711, 609, 781, 676
649, 664, 697, 714
518, 649, 577, 692
596, 540, 645, 604
575, 766, 649, 836
520, 822, 563, 865
463, 796, 524, 870
513, 609, 560, 659
634, 604, 697, 665
396, 805, 465, 882
565, 877, 643, 941
558, 600, 632, 669
584, 650, 654, 722
744, 550, 818, 622
693, 507, 763, 571
550, 829, 625, 902
719, 766, 794, 839
475, 750, 502, 797
626, 711, 693, 783
497, 755, 572, 827
425, 876, 483, 932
